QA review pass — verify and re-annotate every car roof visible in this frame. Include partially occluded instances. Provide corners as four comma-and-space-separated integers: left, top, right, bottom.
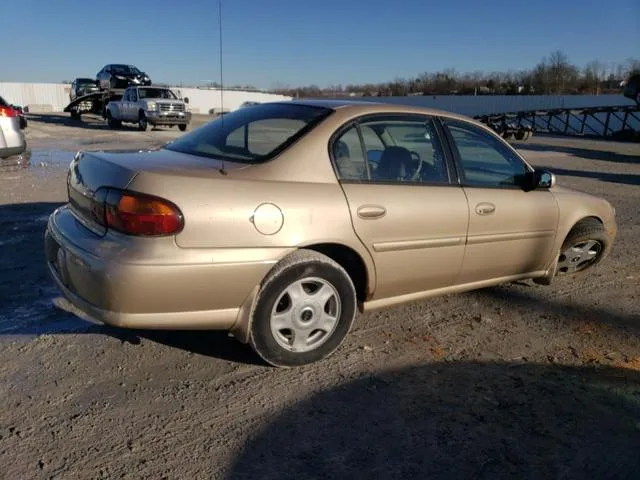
280, 98, 475, 123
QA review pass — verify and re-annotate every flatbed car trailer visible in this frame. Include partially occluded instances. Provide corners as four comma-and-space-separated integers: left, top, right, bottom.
63, 89, 125, 119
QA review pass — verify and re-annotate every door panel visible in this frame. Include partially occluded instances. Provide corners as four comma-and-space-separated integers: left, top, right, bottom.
124, 90, 134, 121
442, 117, 560, 284
341, 184, 469, 298
331, 114, 468, 300
458, 188, 558, 283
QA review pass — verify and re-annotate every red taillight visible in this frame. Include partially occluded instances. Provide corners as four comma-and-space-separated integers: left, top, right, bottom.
0, 106, 17, 117
103, 190, 184, 236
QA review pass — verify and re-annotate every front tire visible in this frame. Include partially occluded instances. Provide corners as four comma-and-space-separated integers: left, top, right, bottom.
178, 124, 187, 132
106, 111, 120, 129
555, 219, 610, 276
138, 111, 148, 131
249, 250, 357, 367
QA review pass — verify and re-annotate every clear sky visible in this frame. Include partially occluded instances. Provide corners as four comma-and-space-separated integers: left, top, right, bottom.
4, 0, 639, 89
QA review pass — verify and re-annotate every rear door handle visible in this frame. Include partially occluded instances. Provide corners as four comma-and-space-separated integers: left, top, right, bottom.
357, 205, 387, 219
475, 202, 496, 215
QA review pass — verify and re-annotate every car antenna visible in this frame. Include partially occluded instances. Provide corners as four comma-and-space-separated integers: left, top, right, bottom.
218, 0, 227, 176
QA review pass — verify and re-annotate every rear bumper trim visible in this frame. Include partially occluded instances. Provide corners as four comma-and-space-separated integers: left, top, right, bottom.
47, 261, 239, 330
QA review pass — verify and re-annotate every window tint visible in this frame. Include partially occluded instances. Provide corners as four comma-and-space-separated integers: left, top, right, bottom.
332, 126, 368, 180
228, 118, 312, 155
445, 119, 529, 187
138, 88, 176, 99
165, 103, 333, 163
331, 115, 449, 184
359, 125, 384, 151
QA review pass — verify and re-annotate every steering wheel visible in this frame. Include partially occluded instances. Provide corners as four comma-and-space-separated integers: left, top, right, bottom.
409, 151, 423, 181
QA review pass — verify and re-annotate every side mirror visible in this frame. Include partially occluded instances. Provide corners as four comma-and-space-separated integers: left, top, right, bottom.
184, 97, 189, 104
532, 170, 555, 190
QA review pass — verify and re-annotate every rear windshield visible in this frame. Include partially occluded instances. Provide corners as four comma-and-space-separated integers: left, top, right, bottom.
164, 103, 333, 163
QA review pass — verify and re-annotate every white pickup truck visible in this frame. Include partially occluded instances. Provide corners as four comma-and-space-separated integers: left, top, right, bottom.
105, 86, 191, 131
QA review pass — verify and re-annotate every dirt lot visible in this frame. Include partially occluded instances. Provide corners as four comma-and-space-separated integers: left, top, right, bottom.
1, 114, 639, 480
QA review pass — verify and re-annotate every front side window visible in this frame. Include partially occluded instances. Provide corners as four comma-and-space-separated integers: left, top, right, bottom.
331, 115, 449, 184
444, 119, 529, 187
165, 103, 333, 163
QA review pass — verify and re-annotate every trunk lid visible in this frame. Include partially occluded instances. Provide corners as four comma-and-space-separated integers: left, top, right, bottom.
67, 148, 248, 235
67, 151, 139, 235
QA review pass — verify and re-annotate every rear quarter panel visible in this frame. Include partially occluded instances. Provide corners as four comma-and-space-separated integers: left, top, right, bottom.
126, 169, 378, 293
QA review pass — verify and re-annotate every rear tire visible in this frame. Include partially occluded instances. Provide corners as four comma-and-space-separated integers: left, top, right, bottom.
249, 249, 357, 367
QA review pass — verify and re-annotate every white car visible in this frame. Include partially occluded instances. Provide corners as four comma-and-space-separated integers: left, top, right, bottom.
0, 95, 26, 159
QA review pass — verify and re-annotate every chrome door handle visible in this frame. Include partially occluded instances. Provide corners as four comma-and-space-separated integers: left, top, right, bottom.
357, 205, 387, 219
475, 202, 496, 215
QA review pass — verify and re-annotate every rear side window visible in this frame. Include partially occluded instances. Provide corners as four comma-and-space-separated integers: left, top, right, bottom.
165, 103, 333, 163
331, 115, 450, 184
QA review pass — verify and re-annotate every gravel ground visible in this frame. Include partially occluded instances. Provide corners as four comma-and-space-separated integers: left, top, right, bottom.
1, 114, 639, 480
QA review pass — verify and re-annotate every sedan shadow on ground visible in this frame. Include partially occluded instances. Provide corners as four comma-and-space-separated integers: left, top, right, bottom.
468, 283, 640, 334
538, 166, 640, 186
0, 201, 266, 365
515, 138, 640, 164
226, 361, 640, 480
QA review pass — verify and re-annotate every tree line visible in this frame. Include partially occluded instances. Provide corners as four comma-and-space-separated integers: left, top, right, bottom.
272, 51, 640, 98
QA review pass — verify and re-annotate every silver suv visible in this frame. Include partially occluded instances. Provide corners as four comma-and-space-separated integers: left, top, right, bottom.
0, 95, 26, 159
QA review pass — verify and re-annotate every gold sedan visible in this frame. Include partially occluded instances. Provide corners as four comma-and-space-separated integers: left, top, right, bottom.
44, 100, 617, 367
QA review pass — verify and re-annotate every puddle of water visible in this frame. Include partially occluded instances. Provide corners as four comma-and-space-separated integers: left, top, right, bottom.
0, 149, 75, 181
28, 148, 74, 168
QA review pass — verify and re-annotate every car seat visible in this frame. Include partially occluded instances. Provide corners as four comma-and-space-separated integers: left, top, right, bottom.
374, 146, 413, 181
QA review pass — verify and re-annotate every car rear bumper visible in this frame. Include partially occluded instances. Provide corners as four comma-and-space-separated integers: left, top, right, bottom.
0, 143, 27, 159
147, 111, 191, 125
0, 117, 26, 157
44, 205, 287, 330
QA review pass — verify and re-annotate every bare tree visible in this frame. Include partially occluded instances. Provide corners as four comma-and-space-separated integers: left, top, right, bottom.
584, 60, 607, 94
283, 52, 640, 98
